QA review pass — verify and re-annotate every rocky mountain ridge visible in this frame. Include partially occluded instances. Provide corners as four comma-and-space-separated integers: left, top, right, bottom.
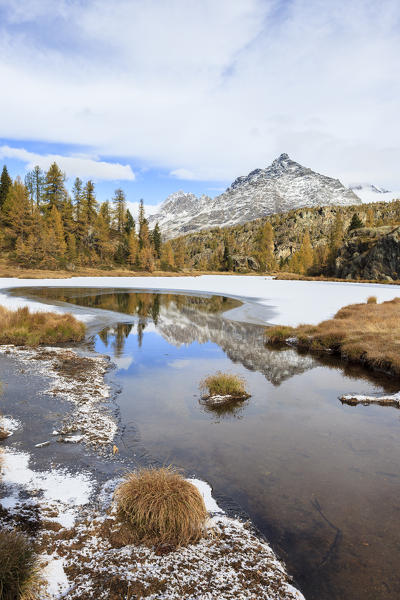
335, 225, 400, 280
149, 154, 361, 238
170, 198, 400, 275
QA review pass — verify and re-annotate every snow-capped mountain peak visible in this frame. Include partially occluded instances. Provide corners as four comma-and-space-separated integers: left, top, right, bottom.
149, 154, 361, 238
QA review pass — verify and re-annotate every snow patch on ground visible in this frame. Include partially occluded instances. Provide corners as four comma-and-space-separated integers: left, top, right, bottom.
0, 275, 399, 327
0, 415, 20, 436
188, 478, 224, 514
42, 555, 70, 598
0, 447, 93, 528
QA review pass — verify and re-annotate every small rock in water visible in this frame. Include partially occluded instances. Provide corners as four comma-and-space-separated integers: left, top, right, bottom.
35, 441, 51, 448
60, 435, 84, 444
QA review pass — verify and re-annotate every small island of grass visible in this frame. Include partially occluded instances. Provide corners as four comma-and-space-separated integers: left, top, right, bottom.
200, 372, 250, 407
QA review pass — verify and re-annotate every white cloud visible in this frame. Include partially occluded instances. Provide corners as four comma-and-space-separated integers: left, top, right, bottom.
0, 145, 135, 181
127, 201, 162, 221
0, 0, 399, 187
170, 168, 197, 180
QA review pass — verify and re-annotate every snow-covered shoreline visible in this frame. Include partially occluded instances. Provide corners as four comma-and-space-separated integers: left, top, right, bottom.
0, 274, 399, 327
0, 345, 116, 450
0, 441, 305, 599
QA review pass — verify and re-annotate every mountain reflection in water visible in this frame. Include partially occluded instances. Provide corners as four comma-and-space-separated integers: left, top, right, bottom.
91, 291, 318, 385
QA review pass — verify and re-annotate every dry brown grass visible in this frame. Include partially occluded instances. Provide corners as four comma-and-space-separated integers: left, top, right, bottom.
0, 306, 85, 346
273, 272, 400, 285
266, 297, 400, 377
0, 260, 234, 279
367, 295, 377, 304
114, 467, 208, 548
0, 425, 9, 441
200, 372, 249, 398
0, 529, 45, 600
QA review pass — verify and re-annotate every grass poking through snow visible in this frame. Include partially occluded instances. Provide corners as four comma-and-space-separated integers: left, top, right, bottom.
266, 297, 400, 377
114, 467, 208, 549
0, 306, 85, 346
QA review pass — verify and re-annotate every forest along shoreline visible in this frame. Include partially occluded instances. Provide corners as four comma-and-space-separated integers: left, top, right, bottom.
0, 304, 305, 600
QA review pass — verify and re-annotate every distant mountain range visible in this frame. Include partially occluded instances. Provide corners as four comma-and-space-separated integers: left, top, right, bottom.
348, 183, 400, 204
149, 153, 362, 238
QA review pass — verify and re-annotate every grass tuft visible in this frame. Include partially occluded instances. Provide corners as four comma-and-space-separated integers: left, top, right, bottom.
114, 467, 208, 548
0, 529, 44, 600
200, 372, 249, 398
367, 295, 377, 304
0, 306, 85, 346
265, 325, 295, 344
266, 298, 400, 377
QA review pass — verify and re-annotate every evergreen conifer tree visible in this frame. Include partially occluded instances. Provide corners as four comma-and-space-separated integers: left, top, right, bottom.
0, 165, 12, 210
328, 213, 344, 272
139, 217, 150, 250
127, 229, 139, 267
1, 178, 33, 247
161, 240, 175, 270
223, 240, 233, 271
125, 209, 135, 235
174, 238, 186, 269
82, 180, 97, 225
152, 223, 162, 258
112, 188, 127, 236
25, 166, 44, 207
43, 162, 67, 213
299, 233, 313, 273
138, 199, 145, 227
42, 206, 67, 268
348, 213, 363, 231
257, 222, 276, 271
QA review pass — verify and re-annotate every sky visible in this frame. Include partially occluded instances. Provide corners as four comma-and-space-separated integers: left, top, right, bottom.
0, 0, 399, 216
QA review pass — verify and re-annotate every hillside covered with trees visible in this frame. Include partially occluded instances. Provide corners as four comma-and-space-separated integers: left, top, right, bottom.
0, 162, 399, 279
170, 200, 400, 278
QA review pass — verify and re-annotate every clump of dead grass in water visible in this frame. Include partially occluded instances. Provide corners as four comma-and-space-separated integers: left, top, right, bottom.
0, 529, 45, 600
200, 372, 249, 399
114, 467, 208, 549
266, 297, 400, 377
0, 306, 85, 346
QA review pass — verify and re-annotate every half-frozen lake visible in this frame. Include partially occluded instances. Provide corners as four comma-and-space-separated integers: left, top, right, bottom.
8, 285, 400, 600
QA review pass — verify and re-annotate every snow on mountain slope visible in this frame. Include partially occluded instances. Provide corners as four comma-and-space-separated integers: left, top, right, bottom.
348, 183, 400, 204
149, 153, 361, 238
